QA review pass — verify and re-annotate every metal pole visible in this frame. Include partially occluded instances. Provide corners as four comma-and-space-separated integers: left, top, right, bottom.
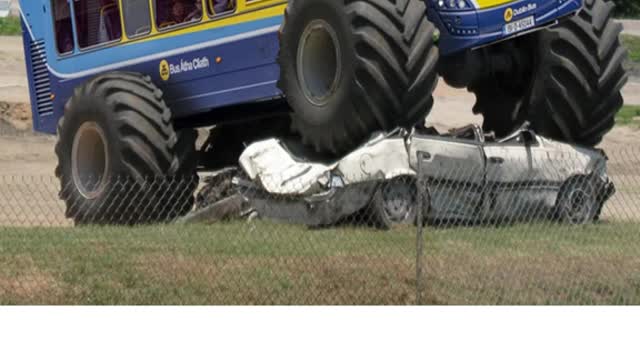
416, 152, 425, 305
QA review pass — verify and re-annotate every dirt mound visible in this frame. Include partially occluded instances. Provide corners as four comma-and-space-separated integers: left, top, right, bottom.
0, 101, 31, 132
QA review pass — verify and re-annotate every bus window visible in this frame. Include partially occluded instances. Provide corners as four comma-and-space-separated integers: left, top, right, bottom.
122, 0, 152, 38
155, 0, 202, 29
52, 0, 74, 54
207, 0, 235, 17
73, 0, 122, 48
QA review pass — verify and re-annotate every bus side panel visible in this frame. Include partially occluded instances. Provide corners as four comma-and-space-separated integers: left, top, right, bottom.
157, 31, 283, 118
164, 63, 282, 119
42, 19, 284, 134
21, 17, 58, 134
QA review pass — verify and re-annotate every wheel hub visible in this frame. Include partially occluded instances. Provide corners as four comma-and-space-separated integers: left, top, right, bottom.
381, 180, 415, 223
71, 121, 110, 200
565, 186, 594, 224
297, 19, 342, 107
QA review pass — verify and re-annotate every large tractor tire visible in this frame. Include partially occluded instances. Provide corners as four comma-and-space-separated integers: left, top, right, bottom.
55, 72, 198, 225
467, 40, 535, 138
470, 0, 628, 144
278, 0, 439, 154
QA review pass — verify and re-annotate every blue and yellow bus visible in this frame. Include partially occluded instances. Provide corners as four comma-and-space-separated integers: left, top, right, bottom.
20, 0, 287, 135
17, 0, 443, 224
17, 0, 625, 224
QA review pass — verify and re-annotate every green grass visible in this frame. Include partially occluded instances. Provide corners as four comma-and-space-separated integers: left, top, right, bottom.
615, 105, 640, 126
0, 16, 20, 36
1, 221, 639, 305
618, 36, 640, 125
623, 35, 640, 61
622, 34, 640, 78
422, 223, 640, 305
0, 222, 417, 305
614, 36, 640, 126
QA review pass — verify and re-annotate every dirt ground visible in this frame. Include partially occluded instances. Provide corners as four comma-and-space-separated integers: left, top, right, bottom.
0, 36, 29, 104
1, 33, 640, 225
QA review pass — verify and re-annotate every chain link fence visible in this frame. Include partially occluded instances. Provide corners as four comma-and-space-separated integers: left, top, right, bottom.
414, 147, 640, 305
1, 140, 640, 304
0, 171, 419, 305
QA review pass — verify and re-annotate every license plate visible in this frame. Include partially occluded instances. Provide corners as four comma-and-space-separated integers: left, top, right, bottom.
503, 16, 535, 36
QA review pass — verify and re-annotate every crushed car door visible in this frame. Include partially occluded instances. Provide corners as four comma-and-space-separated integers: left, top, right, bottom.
410, 134, 485, 221
483, 131, 534, 183
483, 131, 553, 220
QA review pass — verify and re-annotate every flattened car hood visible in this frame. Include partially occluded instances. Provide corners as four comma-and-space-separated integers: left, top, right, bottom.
239, 133, 413, 195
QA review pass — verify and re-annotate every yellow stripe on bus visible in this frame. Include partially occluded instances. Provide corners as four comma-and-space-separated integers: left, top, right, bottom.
476, 0, 516, 9
122, 1, 287, 46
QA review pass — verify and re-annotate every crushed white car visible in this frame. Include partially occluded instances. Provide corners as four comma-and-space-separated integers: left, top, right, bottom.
237, 125, 615, 228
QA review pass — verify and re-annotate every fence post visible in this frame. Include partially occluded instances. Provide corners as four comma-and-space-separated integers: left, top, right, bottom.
416, 152, 425, 305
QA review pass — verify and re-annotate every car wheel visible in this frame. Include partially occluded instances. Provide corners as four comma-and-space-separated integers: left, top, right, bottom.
369, 177, 421, 229
557, 177, 599, 225
277, 0, 439, 155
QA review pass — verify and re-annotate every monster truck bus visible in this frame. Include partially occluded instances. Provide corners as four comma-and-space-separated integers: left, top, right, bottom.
17, 0, 626, 224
